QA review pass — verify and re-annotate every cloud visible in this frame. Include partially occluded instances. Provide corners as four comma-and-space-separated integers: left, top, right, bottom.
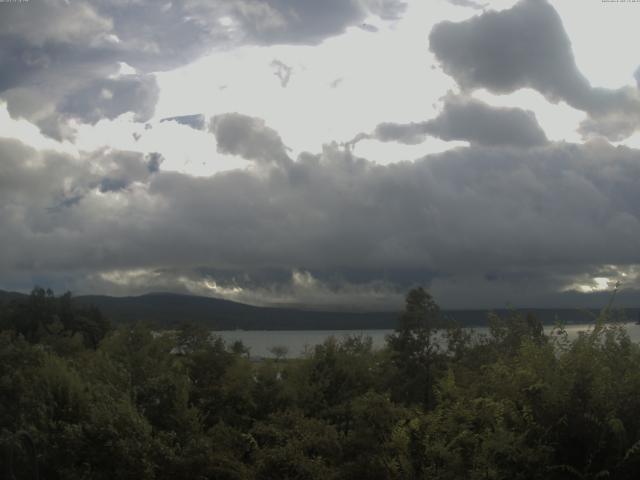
0, 138, 156, 240
429, 0, 640, 140
83, 267, 405, 311
2, 118, 640, 307
0, 0, 149, 139
270, 59, 293, 87
447, 0, 488, 9
2, 0, 639, 310
363, 0, 408, 20
0, 0, 405, 138
59, 74, 159, 125
358, 23, 379, 33
214, 0, 405, 44
330, 78, 344, 89
0, 1, 112, 48
368, 95, 548, 147
209, 113, 292, 166
160, 114, 206, 131
146, 152, 164, 173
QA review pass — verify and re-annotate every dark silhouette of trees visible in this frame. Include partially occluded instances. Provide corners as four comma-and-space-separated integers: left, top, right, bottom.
387, 287, 445, 408
2, 288, 111, 349
2, 285, 640, 479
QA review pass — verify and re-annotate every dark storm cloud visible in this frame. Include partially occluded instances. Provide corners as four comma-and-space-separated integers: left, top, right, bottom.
2, 113, 640, 307
429, 0, 640, 140
0, 140, 152, 274
370, 95, 548, 147
160, 114, 206, 131
0, 0, 404, 138
209, 113, 292, 166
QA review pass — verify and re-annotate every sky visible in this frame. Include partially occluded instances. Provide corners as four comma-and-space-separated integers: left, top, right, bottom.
1, 0, 640, 311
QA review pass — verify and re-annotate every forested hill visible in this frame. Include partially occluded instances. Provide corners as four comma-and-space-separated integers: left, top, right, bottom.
2, 289, 634, 329
0, 289, 28, 304
74, 293, 397, 330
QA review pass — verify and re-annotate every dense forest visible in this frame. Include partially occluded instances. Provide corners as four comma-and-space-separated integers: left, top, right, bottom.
2, 287, 640, 479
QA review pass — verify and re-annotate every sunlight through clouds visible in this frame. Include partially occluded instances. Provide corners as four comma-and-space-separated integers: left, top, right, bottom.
2, 0, 640, 308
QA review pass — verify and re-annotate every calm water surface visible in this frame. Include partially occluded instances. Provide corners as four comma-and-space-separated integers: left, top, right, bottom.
217, 323, 640, 358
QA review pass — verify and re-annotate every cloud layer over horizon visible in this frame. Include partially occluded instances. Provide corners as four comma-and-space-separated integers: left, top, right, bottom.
2, 0, 640, 310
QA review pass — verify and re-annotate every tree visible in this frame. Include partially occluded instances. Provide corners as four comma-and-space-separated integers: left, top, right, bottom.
486, 310, 546, 357
251, 410, 341, 480
6, 287, 57, 342
269, 345, 289, 362
3, 289, 111, 349
386, 287, 443, 408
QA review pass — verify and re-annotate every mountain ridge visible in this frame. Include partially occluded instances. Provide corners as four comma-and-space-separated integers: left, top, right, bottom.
3, 289, 637, 330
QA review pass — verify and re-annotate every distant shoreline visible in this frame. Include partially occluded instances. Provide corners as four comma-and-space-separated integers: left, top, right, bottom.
3, 289, 637, 330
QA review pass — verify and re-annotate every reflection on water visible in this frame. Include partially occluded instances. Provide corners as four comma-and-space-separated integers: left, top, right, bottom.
217, 323, 640, 358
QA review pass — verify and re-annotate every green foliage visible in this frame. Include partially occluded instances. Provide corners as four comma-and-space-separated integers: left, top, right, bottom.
1, 287, 112, 350
386, 287, 446, 408
251, 410, 341, 480
2, 285, 640, 479
292, 334, 387, 429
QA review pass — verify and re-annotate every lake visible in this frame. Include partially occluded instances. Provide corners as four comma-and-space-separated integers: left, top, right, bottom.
217, 322, 640, 358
